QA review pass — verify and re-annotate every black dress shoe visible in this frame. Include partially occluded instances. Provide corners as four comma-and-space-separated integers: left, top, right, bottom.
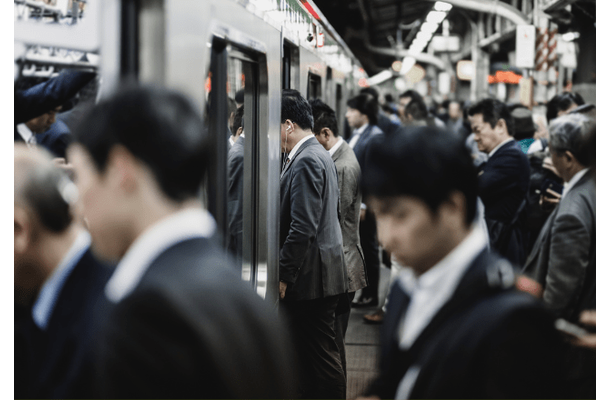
351, 297, 378, 308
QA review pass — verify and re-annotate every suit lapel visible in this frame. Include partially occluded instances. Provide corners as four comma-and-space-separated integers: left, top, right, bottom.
332, 141, 348, 163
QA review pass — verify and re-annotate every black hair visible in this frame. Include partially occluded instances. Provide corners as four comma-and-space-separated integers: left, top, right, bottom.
362, 127, 478, 225
309, 99, 339, 137
228, 97, 237, 119
232, 105, 245, 136
546, 92, 585, 122
399, 90, 424, 104
404, 98, 428, 121
73, 85, 209, 202
468, 98, 515, 137
347, 93, 378, 126
281, 89, 314, 131
359, 87, 379, 100
235, 88, 245, 105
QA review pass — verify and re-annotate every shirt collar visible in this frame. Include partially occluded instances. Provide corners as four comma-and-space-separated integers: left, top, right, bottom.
229, 137, 235, 146
16, 123, 36, 146
104, 208, 216, 303
562, 168, 589, 198
353, 123, 369, 137
32, 231, 91, 330
328, 136, 344, 157
287, 134, 315, 161
488, 137, 514, 158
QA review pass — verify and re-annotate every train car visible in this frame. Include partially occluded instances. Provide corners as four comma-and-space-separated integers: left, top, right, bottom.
14, 0, 369, 306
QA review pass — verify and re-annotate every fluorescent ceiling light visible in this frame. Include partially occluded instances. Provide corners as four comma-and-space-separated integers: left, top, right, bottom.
400, 56, 416, 74
420, 22, 440, 34
426, 11, 447, 25
434, 1, 453, 12
562, 32, 580, 42
416, 31, 433, 41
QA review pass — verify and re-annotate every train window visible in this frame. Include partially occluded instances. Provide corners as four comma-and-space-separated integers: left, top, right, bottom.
335, 83, 343, 134
307, 72, 322, 100
203, 40, 266, 293
282, 40, 299, 90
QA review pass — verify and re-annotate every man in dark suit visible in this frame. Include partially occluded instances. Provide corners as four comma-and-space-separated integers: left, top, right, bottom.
361, 127, 567, 399
37, 119, 73, 158
14, 145, 112, 398
346, 93, 383, 308
468, 98, 530, 266
522, 113, 595, 398
68, 86, 295, 398
15, 70, 96, 143
279, 89, 348, 398
227, 105, 245, 259
310, 98, 367, 381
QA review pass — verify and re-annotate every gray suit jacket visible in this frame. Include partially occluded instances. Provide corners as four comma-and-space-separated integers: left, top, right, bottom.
332, 141, 367, 293
280, 137, 348, 301
522, 170, 595, 321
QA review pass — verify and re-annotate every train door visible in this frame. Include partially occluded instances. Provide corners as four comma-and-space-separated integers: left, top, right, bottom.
204, 38, 270, 297
307, 72, 322, 100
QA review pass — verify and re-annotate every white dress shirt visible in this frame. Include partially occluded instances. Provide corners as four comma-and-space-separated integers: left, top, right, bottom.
487, 137, 514, 158
16, 123, 37, 147
561, 168, 589, 198
32, 231, 92, 329
394, 225, 487, 399
287, 134, 315, 162
348, 123, 369, 149
105, 208, 216, 303
328, 136, 344, 157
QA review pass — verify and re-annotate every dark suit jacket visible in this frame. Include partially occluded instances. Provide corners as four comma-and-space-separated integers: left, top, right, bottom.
14, 248, 112, 399
279, 137, 348, 301
332, 141, 367, 293
369, 250, 568, 399
376, 111, 401, 136
95, 237, 296, 398
351, 124, 384, 173
478, 140, 530, 265
523, 170, 595, 321
14, 70, 96, 125
37, 119, 73, 158
227, 136, 244, 258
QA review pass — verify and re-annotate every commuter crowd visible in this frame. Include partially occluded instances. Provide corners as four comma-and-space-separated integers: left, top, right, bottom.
15, 70, 595, 399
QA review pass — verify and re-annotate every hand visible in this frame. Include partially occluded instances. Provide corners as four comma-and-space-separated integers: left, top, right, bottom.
572, 310, 596, 349
360, 208, 366, 221
279, 281, 288, 300
52, 157, 75, 179
540, 188, 562, 209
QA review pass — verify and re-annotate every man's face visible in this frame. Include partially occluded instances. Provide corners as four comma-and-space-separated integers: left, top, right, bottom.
398, 97, 411, 122
469, 113, 506, 154
369, 195, 452, 275
25, 107, 60, 134
448, 103, 461, 120
346, 107, 367, 129
68, 145, 131, 261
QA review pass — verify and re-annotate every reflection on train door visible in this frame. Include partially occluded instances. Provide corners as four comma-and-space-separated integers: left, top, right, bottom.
307, 72, 321, 100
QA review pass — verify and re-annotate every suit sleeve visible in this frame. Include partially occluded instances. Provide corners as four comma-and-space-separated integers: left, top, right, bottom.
15, 70, 96, 124
543, 213, 591, 315
478, 152, 525, 199
279, 156, 325, 283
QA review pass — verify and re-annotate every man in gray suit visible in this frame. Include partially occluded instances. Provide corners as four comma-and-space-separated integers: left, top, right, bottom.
523, 113, 595, 321
523, 112, 595, 399
310, 98, 367, 381
279, 90, 348, 399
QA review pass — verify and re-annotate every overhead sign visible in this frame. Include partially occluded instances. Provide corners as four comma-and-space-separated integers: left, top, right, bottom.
430, 35, 460, 52
516, 25, 536, 68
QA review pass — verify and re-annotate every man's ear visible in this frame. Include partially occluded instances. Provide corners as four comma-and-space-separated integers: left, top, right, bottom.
107, 145, 138, 193
236, 126, 243, 136
321, 127, 333, 140
440, 191, 468, 226
496, 118, 508, 135
564, 150, 575, 164
15, 207, 32, 255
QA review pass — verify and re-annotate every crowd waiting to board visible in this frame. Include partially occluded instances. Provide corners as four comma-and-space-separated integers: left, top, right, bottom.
15, 69, 595, 399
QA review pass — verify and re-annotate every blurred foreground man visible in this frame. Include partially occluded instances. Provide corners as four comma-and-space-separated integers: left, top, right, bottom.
14, 145, 111, 398
279, 90, 348, 398
69, 86, 294, 398
362, 127, 567, 399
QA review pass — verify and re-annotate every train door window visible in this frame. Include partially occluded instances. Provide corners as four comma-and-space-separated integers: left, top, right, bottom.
282, 40, 299, 90
307, 72, 322, 100
204, 39, 263, 291
335, 83, 343, 134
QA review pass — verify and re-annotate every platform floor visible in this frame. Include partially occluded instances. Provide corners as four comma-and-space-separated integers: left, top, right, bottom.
345, 266, 391, 399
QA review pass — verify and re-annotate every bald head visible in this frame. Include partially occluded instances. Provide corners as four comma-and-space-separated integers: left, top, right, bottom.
15, 145, 75, 233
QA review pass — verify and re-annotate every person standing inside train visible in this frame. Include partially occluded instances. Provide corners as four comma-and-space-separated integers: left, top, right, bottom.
309, 98, 368, 383
346, 93, 383, 309
68, 86, 295, 398
279, 89, 348, 399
